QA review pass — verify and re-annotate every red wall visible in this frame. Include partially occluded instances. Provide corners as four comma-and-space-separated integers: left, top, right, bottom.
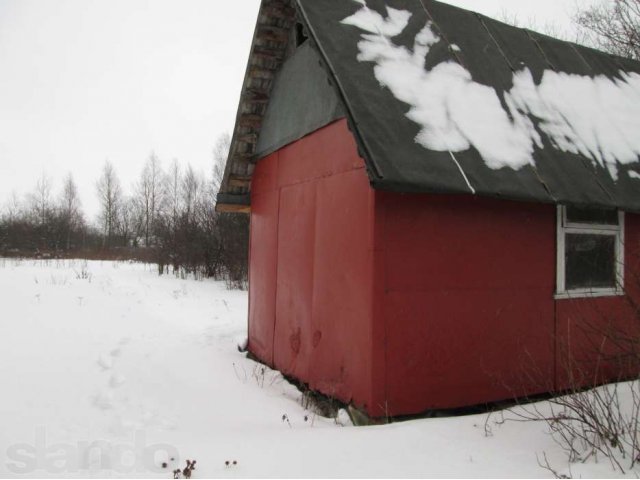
555, 216, 640, 390
249, 119, 376, 411
372, 193, 556, 416
372, 192, 640, 416
249, 119, 640, 418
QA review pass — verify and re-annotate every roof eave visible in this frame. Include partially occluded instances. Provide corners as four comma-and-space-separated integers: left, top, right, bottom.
215, 0, 296, 214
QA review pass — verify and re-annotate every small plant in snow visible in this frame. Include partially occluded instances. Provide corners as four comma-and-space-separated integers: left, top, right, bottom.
500, 377, 640, 475
182, 459, 196, 479
74, 261, 92, 282
238, 363, 282, 389
237, 336, 248, 353
282, 413, 292, 428
253, 365, 267, 388
537, 452, 572, 479
172, 459, 196, 479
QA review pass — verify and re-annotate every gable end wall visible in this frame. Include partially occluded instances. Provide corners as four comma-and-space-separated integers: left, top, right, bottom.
248, 119, 376, 411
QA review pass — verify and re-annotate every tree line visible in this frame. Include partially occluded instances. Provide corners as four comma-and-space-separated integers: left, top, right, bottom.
0, 134, 249, 289
2, 0, 636, 288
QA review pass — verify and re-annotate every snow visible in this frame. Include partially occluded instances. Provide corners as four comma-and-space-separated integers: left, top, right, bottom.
342, 2, 640, 179
0, 258, 637, 478
510, 69, 640, 179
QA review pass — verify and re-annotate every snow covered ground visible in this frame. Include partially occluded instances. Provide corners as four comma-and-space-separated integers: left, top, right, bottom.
0, 259, 634, 478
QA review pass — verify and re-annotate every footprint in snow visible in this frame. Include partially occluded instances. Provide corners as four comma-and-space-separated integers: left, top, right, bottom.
91, 391, 114, 410
140, 411, 178, 431
109, 373, 126, 389
97, 354, 113, 370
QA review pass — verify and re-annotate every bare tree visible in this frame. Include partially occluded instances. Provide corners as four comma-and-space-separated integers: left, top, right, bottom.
166, 159, 182, 230
212, 133, 231, 194
116, 196, 138, 247
574, 0, 640, 59
30, 172, 52, 227
181, 164, 200, 223
135, 152, 164, 247
96, 160, 122, 248
59, 173, 83, 250
3, 191, 22, 223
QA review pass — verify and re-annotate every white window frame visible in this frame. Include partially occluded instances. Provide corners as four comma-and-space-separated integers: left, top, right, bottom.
555, 205, 625, 299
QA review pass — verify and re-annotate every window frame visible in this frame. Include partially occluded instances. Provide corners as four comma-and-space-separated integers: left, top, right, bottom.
555, 205, 625, 299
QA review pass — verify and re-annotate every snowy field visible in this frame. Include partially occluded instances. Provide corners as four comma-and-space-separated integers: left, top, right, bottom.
0, 259, 634, 478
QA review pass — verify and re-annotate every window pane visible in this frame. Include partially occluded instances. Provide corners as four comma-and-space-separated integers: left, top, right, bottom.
566, 206, 618, 225
566, 234, 616, 290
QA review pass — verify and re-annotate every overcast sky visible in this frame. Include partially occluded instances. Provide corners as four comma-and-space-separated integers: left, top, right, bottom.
0, 0, 584, 219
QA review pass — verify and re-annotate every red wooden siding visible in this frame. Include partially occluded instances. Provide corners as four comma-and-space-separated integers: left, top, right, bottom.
372, 193, 557, 415
248, 152, 279, 365
249, 119, 376, 411
371, 192, 640, 416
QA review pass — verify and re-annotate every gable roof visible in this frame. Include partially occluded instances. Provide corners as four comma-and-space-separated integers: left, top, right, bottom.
217, 0, 640, 213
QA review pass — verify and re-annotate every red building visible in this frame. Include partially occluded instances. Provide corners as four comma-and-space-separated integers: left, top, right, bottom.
217, 0, 640, 419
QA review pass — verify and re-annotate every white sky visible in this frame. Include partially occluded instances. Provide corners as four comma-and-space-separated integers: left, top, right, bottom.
0, 0, 581, 220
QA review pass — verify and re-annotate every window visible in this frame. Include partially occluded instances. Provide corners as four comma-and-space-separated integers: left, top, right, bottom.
556, 205, 624, 298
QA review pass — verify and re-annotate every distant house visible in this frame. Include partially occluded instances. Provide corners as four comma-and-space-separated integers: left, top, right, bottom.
217, 0, 640, 418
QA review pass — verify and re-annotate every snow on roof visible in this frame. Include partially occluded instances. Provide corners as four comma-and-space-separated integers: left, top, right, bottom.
299, 0, 640, 210
343, 6, 640, 178
218, 0, 640, 212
